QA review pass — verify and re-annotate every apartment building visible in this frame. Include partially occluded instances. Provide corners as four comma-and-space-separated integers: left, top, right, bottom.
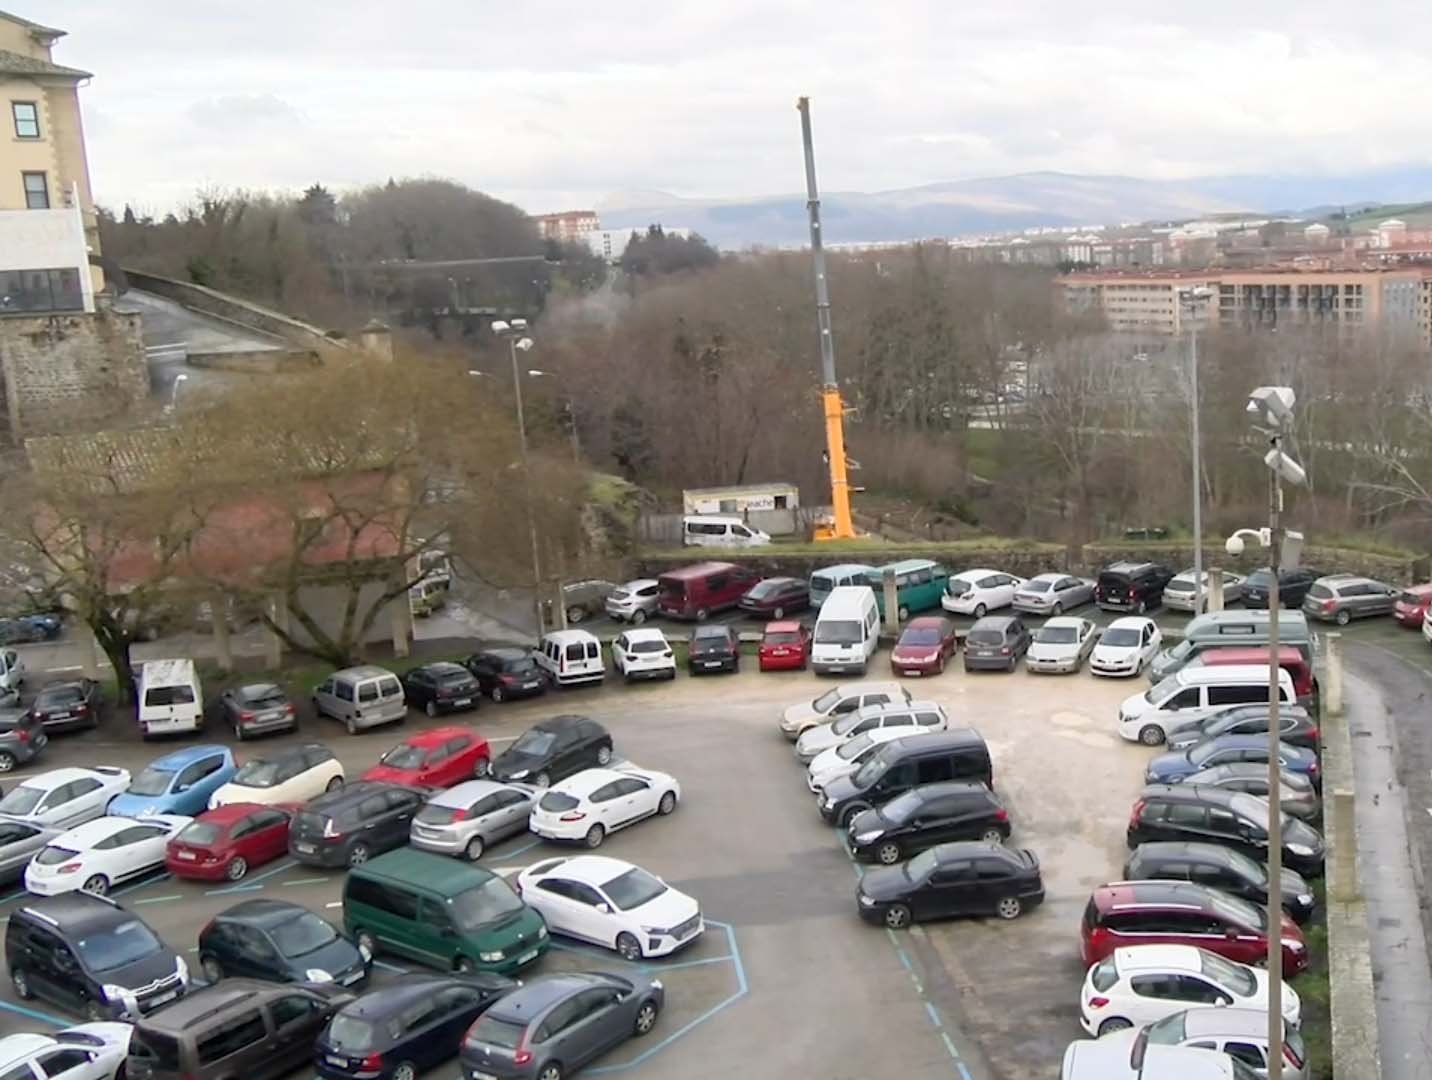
1060, 271, 1216, 334
0, 9, 101, 312
534, 210, 600, 244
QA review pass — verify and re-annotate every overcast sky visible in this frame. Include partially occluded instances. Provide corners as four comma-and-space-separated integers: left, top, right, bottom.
28, 0, 1432, 215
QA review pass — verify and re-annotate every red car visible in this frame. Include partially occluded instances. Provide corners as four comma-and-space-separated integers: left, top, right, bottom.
165, 803, 293, 882
1392, 583, 1432, 627
890, 616, 959, 676
1080, 881, 1307, 975
360, 725, 491, 789
759, 621, 811, 671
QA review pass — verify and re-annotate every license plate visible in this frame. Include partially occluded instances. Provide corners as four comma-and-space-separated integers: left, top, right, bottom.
517, 949, 538, 964
177, 850, 196, 860
452, 698, 471, 707
148, 990, 178, 1007
702, 661, 721, 668
472, 1072, 497, 1080
296, 842, 316, 854
522, 681, 540, 690
906, 670, 922, 677
326, 1056, 348, 1067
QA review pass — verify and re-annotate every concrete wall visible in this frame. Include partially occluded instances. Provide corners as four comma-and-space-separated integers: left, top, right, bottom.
280, 580, 407, 651
635, 543, 1068, 582
1082, 540, 1428, 586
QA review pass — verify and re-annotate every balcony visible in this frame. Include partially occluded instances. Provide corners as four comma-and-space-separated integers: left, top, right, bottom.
0, 206, 94, 315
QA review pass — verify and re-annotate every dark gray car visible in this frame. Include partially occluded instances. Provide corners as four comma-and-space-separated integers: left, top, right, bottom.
962, 615, 1031, 672
1303, 574, 1397, 625
0, 708, 45, 772
1182, 762, 1321, 821
217, 683, 298, 740
0, 818, 57, 884
459, 971, 663, 1080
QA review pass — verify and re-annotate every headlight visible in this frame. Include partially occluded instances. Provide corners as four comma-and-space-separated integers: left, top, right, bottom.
508, 769, 529, 780
651, 978, 663, 990
175, 956, 189, 985
537, 925, 548, 938
640, 925, 667, 936
853, 830, 882, 844
357, 941, 373, 961
101, 983, 126, 1002
858, 894, 875, 907
305, 968, 334, 982
479, 950, 505, 962
1288, 843, 1314, 857
1285, 938, 1305, 952
1298, 893, 1314, 906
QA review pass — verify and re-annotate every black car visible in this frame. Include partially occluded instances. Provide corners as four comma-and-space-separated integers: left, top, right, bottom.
819, 729, 994, 828
462, 648, 547, 703
28, 679, 102, 733
6, 893, 189, 1020
1127, 783, 1326, 876
289, 782, 423, 869
400, 663, 481, 718
316, 973, 517, 1080
1242, 566, 1319, 609
1094, 561, 1175, 613
1166, 706, 1320, 753
217, 682, 298, 740
1124, 840, 1316, 924
199, 899, 370, 987
490, 715, 613, 787
855, 842, 1044, 929
962, 616, 1031, 672
847, 781, 1010, 865
687, 624, 740, 674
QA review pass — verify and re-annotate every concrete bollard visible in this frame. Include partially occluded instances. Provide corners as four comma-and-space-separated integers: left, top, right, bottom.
210, 592, 233, 673
1324, 630, 1344, 716
1206, 567, 1224, 613
1331, 788, 1358, 903
883, 570, 900, 636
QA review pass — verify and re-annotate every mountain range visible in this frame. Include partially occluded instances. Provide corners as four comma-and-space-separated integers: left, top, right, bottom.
596, 166, 1432, 249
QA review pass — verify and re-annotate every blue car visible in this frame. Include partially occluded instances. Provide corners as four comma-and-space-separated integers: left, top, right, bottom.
109, 745, 238, 817
1145, 734, 1320, 788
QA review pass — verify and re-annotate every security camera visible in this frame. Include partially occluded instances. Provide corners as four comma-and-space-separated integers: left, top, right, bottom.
490, 320, 511, 334
514, 337, 534, 352
1264, 448, 1307, 487
1247, 386, 1296, 428
510, 318, 530, 331
1225, 535, 1244, 556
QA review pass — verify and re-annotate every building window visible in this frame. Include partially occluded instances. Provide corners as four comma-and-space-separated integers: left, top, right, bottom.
11, 102, 39, 139
21, 171, 48, 209
0, 268, 84, 314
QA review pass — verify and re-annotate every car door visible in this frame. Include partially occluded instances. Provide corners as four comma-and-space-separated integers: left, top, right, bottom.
238, 923, 285, 978
268, 991, 332, 1071
548, 727, 586, 780
531, 878, 583, 937
380, 790, 420, 848
0, 822, 43, 881
416, 744, 451, 788
108, 824, 165, 880
32, 1045, 102, 1080
1140, 622, 1158, 665
556, 988, 625, 1067
920, 861, 977, 918
173, 756, 222, 813
404, 670, 432, 709
442, 735, 479, 787
564, 880, 616, 945
971, 857, 1017, 913
37, 781, 84, 829
242, 809, 292, 864
908, 794, 962, 847
488, 788, 531, 841
431, 984, 488, 1066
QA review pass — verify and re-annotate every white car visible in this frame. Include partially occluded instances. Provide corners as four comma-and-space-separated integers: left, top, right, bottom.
605, 579, 660, 624
806, 727, 915, 793
1079, 945, 1300, 1038
1025, 617, 1098, 674
1094, 1007, 1310, 1080
516, 854, 703, 960
209, 744, 345, 809
0, 767, 131, 830
940, 569, 1025, 617
1090, 617, 1162, 678
778, 682, 910, 740
529, 765, 680, 848
610, 627, 677, 682
1162, 569, 1246, 613
1061, 1039, 1258, 1080
794, 700, 947, 764
0, 1025, 134, 1080
25, 814, 190, 896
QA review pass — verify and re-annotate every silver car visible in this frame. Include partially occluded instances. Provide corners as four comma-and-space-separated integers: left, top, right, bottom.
1162, 569, 1246, 613
408, 779, 537, 861
1011, 573, 1094, 615
0, 818, 57, 884
1303, 573, 1397, 625
1182, 762, 1321, 821
605, 579, 660, 624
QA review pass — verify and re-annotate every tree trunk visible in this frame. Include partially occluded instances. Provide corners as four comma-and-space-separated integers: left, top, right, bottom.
92, 621, 137, 707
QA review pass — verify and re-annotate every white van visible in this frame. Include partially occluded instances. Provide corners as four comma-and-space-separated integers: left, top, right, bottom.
682, 515, 771, 548
136, 658, 204, 737
1118, 664, 1295, 746
536, 629, 606, 687
811, 585, 881, 676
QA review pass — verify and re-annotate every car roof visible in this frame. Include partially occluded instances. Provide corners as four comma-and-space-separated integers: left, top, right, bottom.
813, 563, 876, 576
1112, 944, 1204, 973
1201, 733, 1303, 753
950, 568, 1001, 581
356, 847, 497, 890
333, 666, 397, 681
16, 892, 125, 932
902, 616, 949, 631
875, 729, 985, 758
1102, 561, 1157, 574
19, 767, 114, 790
1141, 782, 1237, 807
906, 781, 995, 802
414, 662, 471, 677
542, 629, 599, 644
930, 840, 1010, 863
138, 979, 277, 1030
1105, 616, 1152, 631
531, 854, 635, 885
397, 725, 473, 748
235, 683, 283, 699
623, 627, 669, 642
145, 745, 228, 769
486, 973, 623, 1023
55, 816, 163, 846
334, 975, 455, 1020
35, 681, 87, 695
1196, 645, 1304, 664
658, 561, 739, 580
691, 623, 735, 637
140, 658, 195, 684
1128, 841, 1237, 867
853, 699, 940, 719
215, 898, 312, 927
754, 575, 800, 586
1179, 1005, 1279, 1039
307, 780, 406, 809
196, 802, 272, 826
764, 620, 804, 633
553, 767, 665, 796
0, 1035, 58, 1067
969, 614, 1017, 629
1039, 616, 1088, 630
531, 714, 594, 733
618, 578, 659, 589
479, 647, 530, 661
1094, 880, 1223, 912
1024, 572, 1067, 583
1404, 583, 1432, 596
427, 780, 511, 807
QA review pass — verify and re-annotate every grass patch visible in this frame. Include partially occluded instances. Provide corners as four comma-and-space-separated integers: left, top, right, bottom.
639, 536, 1065, 559
1291, 883, 1333, 1080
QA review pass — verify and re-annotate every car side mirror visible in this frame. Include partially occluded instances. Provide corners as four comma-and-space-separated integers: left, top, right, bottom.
174, 783, 191, 794
596, 903, 611, 914
1223, 927, 1238, 939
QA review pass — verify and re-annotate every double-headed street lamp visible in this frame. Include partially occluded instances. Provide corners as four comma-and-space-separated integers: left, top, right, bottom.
1179, 286, 1212, 612
489, 318, 546, 638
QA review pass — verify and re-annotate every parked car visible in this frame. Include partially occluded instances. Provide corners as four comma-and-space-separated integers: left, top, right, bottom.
1144, 735, 1321, 788
962, 615, 1031, 672
1162, 569, 1246, 613
528, 765, 680, 849
656, 562, 758, 621
687, 623, 740, 675
546, 579, 617, 625
1303, 573, 1397, 624
1118, 665, 1297, 747
794, 700, 946, 764
1182, 761, 1321, 821
604, 578, 661, 624
288, 782, 423, 868
400, 662, 482, 717
0, 618, 47, 645
166, 803, 292, 882
1392, 583, 1432, 628
0, 818, 57, 884
847, 781, 1010, 865
1127, 783, 1326, 876
409, 780, 537, 862
0, 767, 130, 830
1097, 1007, 1309, 1080
0, 707, 45, 772
1095, 562, 1175, 613
516, 854, 703, 960
855, 842, 1043, 929
1183, 645, 1319, 707
1124, 840, 1316, 924
1165, 706, 1320, 753
1012, 573, 1095, 616
806, 727, 916, 794
109, 746, 237, 818
610, 628, 677, 682
459, 972, 664, 1080
1241, 566, 1318, 609
758, 620, 811, 672
462, 648, 547, 703
361, 726, 492, 789
26, 814, 189, 897
1025, 617, 1097, 674
1078, 945, 1300, 1039
210, 744, 345, 809
490, 716, 613, 787
1090, 616, 1162, 678
198, 899, 370, 987
315, 973, 516, 1080
1079, 880, 1307, 974
1062, 1039, 1275, 1080
890, 617, 959, 677
818, 729, 994, 828
27, 679, 101, 734
867, 559, 948, 622
738, 576, 810, 620
0, 1024, 134, 1080
215, 683, 297, 741
940, 569, 1024, 617
779, 681, 910, 740
312, 666, 407, 735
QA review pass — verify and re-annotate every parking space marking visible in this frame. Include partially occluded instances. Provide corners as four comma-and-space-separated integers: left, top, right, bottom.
372, 959, 410, 974
283, 877, 329, 887
114, 871, 171, 898
325, 901, 342, 908
133, 894, 183, 905
925, 1001, 943, 1028
0, 999, 66, 1027
207, 859, 298, 895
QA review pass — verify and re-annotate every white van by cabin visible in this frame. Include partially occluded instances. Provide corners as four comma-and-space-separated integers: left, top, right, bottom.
681, 516, 771, 548
136, 658, 204, 737
811, 585, 881, 676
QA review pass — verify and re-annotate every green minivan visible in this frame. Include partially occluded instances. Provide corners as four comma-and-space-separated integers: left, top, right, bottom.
863, 559, 950, 621
342, 848, 549, 975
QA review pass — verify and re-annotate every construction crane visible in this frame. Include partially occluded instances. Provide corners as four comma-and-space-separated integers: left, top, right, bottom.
797, 96, 858, 541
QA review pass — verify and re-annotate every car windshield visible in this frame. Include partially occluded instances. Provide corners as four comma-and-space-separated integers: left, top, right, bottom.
1144, 1009, 1188, 1044
1023, 580, 1051, 593
629, 639, 666, 654
1102, 628, 1140, 647
34, 844, 78, 866
881, 790, 924, 824
815, 620, 862, 645
812, 689, 841, 712
967, 629, 1003, 646
0, 785, 43, 815
75, 919, 165, 972
831, 711, 869, 736
450, 878, 526, 929
853, 754, 890, 787
903, 848, 938, 881
601, 867, 668, 910
838, 733, 876, 761
272, 911, 340, 957
765, 630, 802, 644
1211, 892, 1265, 931
899, 628, 941, 646
1145, 676, 1180, 703
512, 729, 556, 756
502, 657, 538, 675
128, 765, 176, 797
1245, 569, 1273, 587
325, 1014, 377, 1053
747, 580, 783, 599
1200, 949, 1257, 997
1166, 639, 1192, 660
233, 760, 281, 787
176, 822, 220, 846
240, 685, 286, 707
379, 744, 426, 769
1035, 626, 1077, 644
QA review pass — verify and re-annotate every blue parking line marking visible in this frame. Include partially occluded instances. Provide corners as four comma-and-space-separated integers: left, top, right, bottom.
0, 999, 65, 1027
547, 939, 627, 965
895, 947, 912, 971
133, 894, 182, 905
373, 960, 410, 974
207, 859, 298, 895
282, 877, 328, 887
493, 837, 540, 860
647, 954, 732, 971
925, 1001, 943, 1028
941, 1032, 961, 1060
114, 871, 170, 898
0, 890, 26, 907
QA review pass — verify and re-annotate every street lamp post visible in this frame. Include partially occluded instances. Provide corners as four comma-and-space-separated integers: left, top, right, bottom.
527, 369, 581, 464
168, 372, 190, 413
1179, 286, 1212, 612
490, 319, 545, 640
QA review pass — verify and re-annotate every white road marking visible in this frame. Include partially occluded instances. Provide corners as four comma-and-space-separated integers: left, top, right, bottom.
325, 901, 342, 908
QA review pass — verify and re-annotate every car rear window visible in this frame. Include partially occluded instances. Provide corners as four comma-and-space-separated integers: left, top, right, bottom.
501, 657, 537, 674
564, 643, 586, 661
765, 630, 802, 644
176, 822, 221, 846
967, 629, 1002, 645
1164, 579, 1194, 593
468, 1014, 527, 1050
295, 811, 329, 833
416, 804, 463, 826
130, 1030, 183, 1073
378, 678, 402, 698
629, 639, 666, 654
1098, 572, 1132, 589
539, 792, 579, 813
1307, 584, 1333, 599
325, 1014, 377, 1053
40, 686, 83, 706
1090, 957, 1118, 992
144, 685, 195, 707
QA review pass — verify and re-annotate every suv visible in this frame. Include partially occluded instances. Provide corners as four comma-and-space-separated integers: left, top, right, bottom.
847, 781, 1010, 865
462, 648, 547, 703
6, 893, 190, 1020
126, 979, 352, 1080
287, 782, 422, 868
1241, 566, 1318, 609
688, 624, 740, 675
1124, 840, 1316, 924
1095, 562, 1174, 613
817, 729, 994, 828
1303, 573, 1397, 625
1127, 783, 1326, 875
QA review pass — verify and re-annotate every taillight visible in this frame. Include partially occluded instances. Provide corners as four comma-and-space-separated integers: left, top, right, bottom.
500, 674, 518, 685
74, 704, 88, 714
15, 728, 27, 744
1129, 799, 1146, 827
58, 862, 82, 874
1000, 647, 1010, 656
559, 811, 586, 822
239, 711, 255, 722
1323, 600, 1335, 612
449, 808, 469, 822
513, 1049, 533, 1066
993, 807, 1008, 822
31, 712, 46, 723
1308, 760, 1319, 775
284, 703, 296, 716
360, 1053, 384, 1071
1087, 996, 1109, 1009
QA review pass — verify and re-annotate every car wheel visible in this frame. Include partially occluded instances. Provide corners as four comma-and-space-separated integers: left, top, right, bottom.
839, 803, 870, 829
84, 999, 105, 1022
11, 968, 32, 1000
347, 843, 371, 867
226, 856, 248, 881
391, 1063, 417, 1080
634, 999, 660, 1036
327, 775, 344, 792
980, 828, 1005, 845
658, 790, 677, 815
1136, 599, 1147, 614
876, 842, 902, 865
695, 607, 709, 621
491, 685, 506, 703
1138, 725, 1164, 747
995, 896, 1023, 920
201, 955, 224, 983
82, 874, 110, 896
0, 751, 15, 773
465, 835, 485, 861
567, 606, 586, 624
474, 757, 491, 778
538, 1064, 563, 1080
345, 717, 358, 735
936, 655, 946, 674
596, 744, 613, 765
535, 771, 552, 788
584, 824, 605, 848
1336, 608, 1351, 626
1052, 602, 1063, 615
616, 932, 643, 962
355, 930, 376, 958
973, 603, 986, 618
898, 605, 910, 622
631, 609, 647, 625
425, 700, 438, 718
772, 606, 785, 620
1098, 1018, 1133, 1037
233, 723, 246, 742
455, 956, 476, 974
883, 904, 912, 930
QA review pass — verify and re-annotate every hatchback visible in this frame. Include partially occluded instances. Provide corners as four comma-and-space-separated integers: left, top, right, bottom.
758, 621, 811, 672
738, 576, 810, 620
166, 804, 292, 882
1124, 840, 1316, 924
609, 628, 676, 682
27, 680, 101, 735
361, 726, 492, 789
687, 624, 740, 674
604, 579, 660, 625
1181, 762, 1321, 821
400, 663, 481, 717
962, 616, 1031, 672
940, 569, 1023, 617
210, 744, 344, 809
1126, 784, 1326, 876
462, 649, 547, 703
199, 899, 369, 987
1144, 735, 1320, 788
109, 747, 236, 818
528, 766, 680, 849
1098, 1007, 1310, 1080
1241, 567, 1318, 609
855, 842, 1043, 928
1302, 573, 1397, 625
890, 617, 959, 677
847, 781, 1010, 864
409, 780, 537, 861
0, 767, 130, 830
1392, 584, 1432, 628
1090, 617, 1161, 678
0, 707, 45, 772
26, 815, 189, 897
1024, 617, 1097, 675
216, 683, 297, 741
288, 782, 423, 868
490, 716, 614, 787
1165, 708, 1319, 753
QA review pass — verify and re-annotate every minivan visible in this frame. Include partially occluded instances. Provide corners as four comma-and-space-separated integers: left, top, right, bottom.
809, 564, 875, 609
1094, 562, 1174, 613
288, 781, 423, 868
863, 559, 949, 621
535, 630, 605, 687
817, 729, 993, 828
1119, 665, 1295, 746
656, 561, 759, 620
1149, 609, 1314, 683
136, 659, 204, 738
682, 515, 771, 548
1185, 645, 1318, 706
811, 585, 881, 675
342, 848, 549, 975
312, 666, 407, 735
